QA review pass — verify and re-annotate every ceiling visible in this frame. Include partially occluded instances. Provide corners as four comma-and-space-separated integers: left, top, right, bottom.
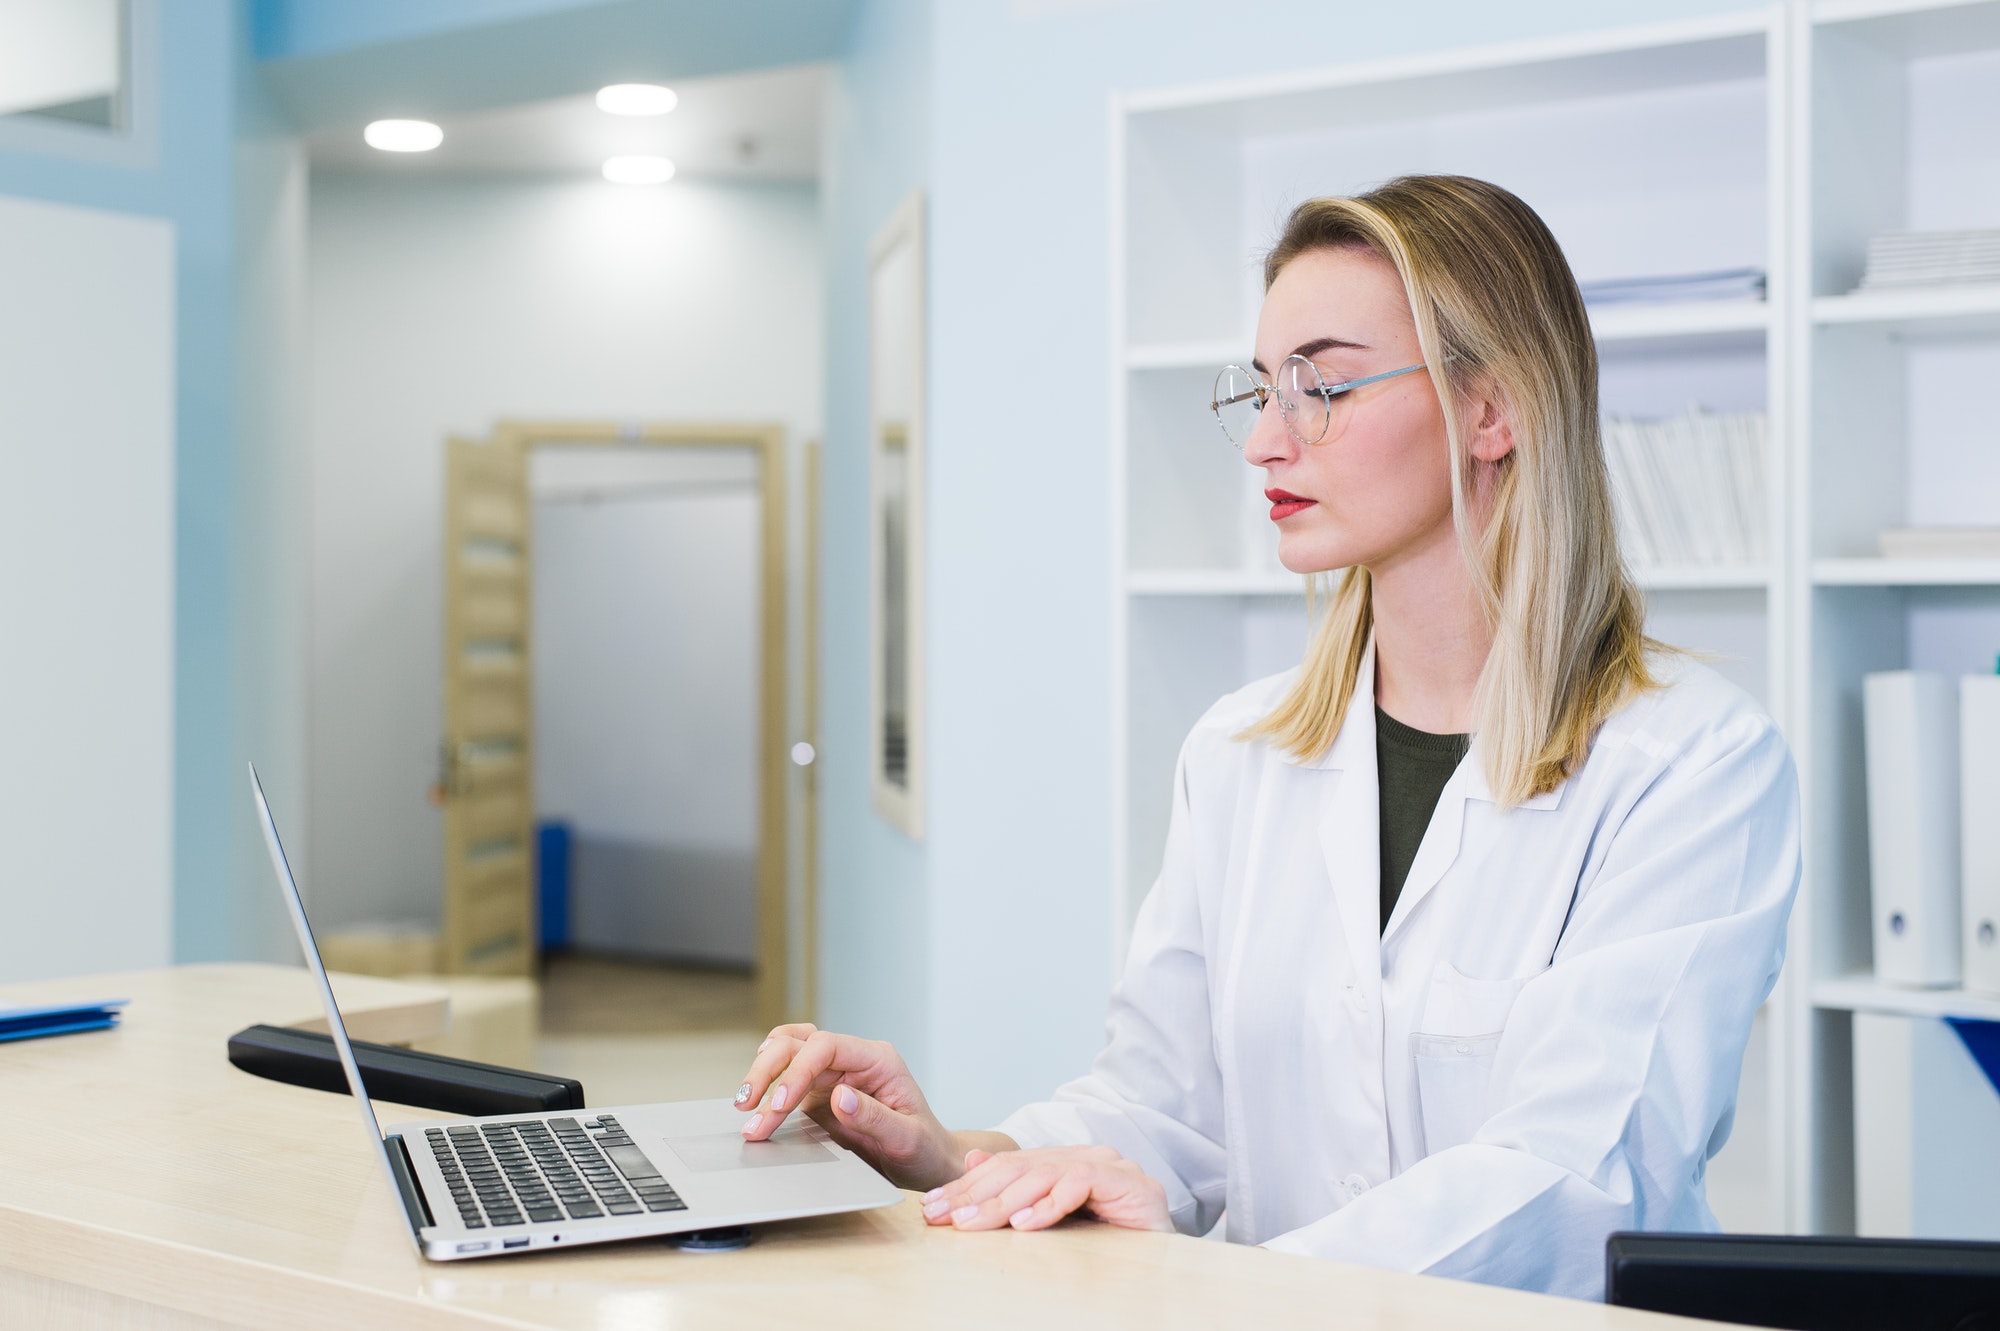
306, 62, 824, 184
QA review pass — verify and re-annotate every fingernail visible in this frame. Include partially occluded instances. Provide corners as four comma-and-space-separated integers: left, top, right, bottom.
771, 1084, 789, 1112
734, 1083, 753, 1105
1010, 1208, 1034, 1227
951, 1205, 978, 1225
923, 1199, 950, 1220
741, 1114, 762, 1136
834, 1084, 858, 1115
757, 1038, 773, 1052
921, 1187, 943, 1203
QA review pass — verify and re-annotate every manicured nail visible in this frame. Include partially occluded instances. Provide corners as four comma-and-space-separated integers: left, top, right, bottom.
741, 1114, 762, 1136
922, 1187, 943, 1202
1010, 1208, 1034, 1227
757, 1038, 773, 1052
923, 1199, 951, 1220
834, 1084, 858, 1114
734, 1083, 753, 1105
951, 1205, 978, 1225
771, 1084, 789, 1112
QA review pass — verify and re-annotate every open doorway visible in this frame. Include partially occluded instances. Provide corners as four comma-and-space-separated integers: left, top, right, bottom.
437, 420, 796, 1036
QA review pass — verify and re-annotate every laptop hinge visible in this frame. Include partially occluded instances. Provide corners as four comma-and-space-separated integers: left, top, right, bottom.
385, 1133, 435, 1234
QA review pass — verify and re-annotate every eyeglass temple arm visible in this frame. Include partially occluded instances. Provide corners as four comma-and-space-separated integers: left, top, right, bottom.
1316, 360, 1431, 399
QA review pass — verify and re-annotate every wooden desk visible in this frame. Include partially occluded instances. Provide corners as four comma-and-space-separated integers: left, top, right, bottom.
0, 965, 1702, 1331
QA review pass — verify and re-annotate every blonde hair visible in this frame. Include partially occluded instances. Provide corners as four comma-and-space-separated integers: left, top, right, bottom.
1243, 175, 1658, 806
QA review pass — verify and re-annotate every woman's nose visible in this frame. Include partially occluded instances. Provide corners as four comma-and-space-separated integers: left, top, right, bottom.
1241, 395, 1297, 466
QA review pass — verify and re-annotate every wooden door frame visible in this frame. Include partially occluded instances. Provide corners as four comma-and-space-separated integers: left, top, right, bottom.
495, 419, 793, 1032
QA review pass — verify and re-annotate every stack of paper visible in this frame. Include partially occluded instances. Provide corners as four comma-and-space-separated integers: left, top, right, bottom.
1579, 268, 1767, 305
1603, 408, 1769, 567
1878, 527, 2000, 559
0, 998, 128, 1044
1859, 230, 2000, 289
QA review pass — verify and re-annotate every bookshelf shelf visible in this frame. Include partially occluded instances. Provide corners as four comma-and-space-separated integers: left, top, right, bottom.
1812, 974, 2000, 1025
1812, 558, 2000, 587
1812, 284, 2000, 336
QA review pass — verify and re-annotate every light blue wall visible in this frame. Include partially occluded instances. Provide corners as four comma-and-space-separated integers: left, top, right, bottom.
817, 0, 935, 1075
0, 0, 302, 966
827, 0, 1775, 1127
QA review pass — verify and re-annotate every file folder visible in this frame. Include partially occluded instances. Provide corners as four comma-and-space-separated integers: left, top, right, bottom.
1965, 674, 2000, 998
1864, 671, 1961, 988
0, 998, 128, 1044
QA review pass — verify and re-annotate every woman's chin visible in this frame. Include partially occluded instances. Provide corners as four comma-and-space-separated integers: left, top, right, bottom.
1276, 539, 1349, 577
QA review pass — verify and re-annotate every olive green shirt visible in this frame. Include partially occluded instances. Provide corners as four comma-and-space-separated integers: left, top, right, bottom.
1376, 705, 1472, 933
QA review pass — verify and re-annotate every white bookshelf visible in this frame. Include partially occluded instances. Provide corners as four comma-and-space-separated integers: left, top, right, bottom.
1112, 0, 2000, 1243
1789, 0, 2000, 1237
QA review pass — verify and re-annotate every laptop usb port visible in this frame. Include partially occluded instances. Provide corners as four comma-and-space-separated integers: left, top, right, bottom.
503, 1237, 530, 1250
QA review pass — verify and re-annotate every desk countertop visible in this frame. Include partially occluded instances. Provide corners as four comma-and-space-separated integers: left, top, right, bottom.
0, 964, 1703, 1331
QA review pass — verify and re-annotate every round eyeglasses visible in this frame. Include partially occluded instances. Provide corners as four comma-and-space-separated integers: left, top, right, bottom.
1210, 355, 1432, 450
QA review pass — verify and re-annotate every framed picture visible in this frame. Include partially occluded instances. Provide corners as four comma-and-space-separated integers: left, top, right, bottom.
869, 191, 925, 838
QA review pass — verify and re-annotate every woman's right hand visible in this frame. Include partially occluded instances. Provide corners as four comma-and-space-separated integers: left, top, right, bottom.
733, 1024, 965, 1191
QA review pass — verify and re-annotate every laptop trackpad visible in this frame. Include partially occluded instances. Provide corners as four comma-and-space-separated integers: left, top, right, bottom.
666, 1131, 836, 1172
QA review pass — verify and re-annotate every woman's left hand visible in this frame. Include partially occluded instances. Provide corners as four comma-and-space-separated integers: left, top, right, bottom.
917, 1145, 1174, 1233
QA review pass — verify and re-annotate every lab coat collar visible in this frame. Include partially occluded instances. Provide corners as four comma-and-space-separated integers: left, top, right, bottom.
1304, 636, 1566, 950
1288, 635, 1567, 810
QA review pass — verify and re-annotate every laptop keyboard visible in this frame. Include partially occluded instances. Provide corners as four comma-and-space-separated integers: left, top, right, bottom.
424, 1114, 686, 1229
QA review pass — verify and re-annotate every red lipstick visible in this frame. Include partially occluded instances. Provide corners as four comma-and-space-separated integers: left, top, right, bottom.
1265, 488, 1316, 522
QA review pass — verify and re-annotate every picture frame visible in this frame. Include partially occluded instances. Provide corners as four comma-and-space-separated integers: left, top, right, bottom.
868, 190, 925, 838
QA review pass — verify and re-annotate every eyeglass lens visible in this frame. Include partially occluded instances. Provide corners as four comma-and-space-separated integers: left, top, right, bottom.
1211, 356, 1342, 449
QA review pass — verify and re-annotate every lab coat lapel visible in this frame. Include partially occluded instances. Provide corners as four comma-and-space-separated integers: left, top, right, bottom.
1382, 736, 1567, 942
1312, 642, 1384, 991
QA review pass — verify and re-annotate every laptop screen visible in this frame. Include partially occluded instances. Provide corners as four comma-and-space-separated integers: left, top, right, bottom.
247, 763, 412, 1237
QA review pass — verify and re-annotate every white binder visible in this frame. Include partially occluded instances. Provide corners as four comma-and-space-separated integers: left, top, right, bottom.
1963, 673, 2000, 998
1863, 671, 1961, 988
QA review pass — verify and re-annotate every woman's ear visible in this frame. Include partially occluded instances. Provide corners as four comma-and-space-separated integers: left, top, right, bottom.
1464, 379, 1517, 464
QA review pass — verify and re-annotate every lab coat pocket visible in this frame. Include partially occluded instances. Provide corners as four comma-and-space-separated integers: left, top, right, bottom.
1411, 963, 1530, 1155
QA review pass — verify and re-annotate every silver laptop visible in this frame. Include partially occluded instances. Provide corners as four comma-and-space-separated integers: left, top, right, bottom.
249, 763, 900, 1261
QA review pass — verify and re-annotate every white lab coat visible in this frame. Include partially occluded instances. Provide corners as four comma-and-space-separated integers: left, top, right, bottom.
999, 643, 1799, 1299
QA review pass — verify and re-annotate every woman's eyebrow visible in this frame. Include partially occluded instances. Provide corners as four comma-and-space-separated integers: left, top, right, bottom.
1292, 335, 1370, 358
1252, 335, 1370, 375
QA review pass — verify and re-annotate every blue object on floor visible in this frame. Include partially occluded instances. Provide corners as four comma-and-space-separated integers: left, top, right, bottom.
537, 820, 572, 952
1946, 1017, 2000, 1099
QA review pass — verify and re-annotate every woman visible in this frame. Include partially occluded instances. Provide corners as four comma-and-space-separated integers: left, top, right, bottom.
734, 175, 1799, 1299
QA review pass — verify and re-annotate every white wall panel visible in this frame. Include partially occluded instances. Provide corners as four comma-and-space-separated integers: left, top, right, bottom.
0, 192, 173, 981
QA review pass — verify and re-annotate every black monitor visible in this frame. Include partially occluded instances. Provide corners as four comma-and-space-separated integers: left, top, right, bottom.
1606, 1232, 2000, 1330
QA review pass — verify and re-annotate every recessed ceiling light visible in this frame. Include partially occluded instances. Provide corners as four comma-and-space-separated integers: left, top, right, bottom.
603, 155, 676, 185
363, 119, 443, 153
596, 84, 678, 116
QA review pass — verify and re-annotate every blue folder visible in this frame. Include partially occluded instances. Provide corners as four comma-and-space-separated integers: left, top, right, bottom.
0, 999, 129, 1044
